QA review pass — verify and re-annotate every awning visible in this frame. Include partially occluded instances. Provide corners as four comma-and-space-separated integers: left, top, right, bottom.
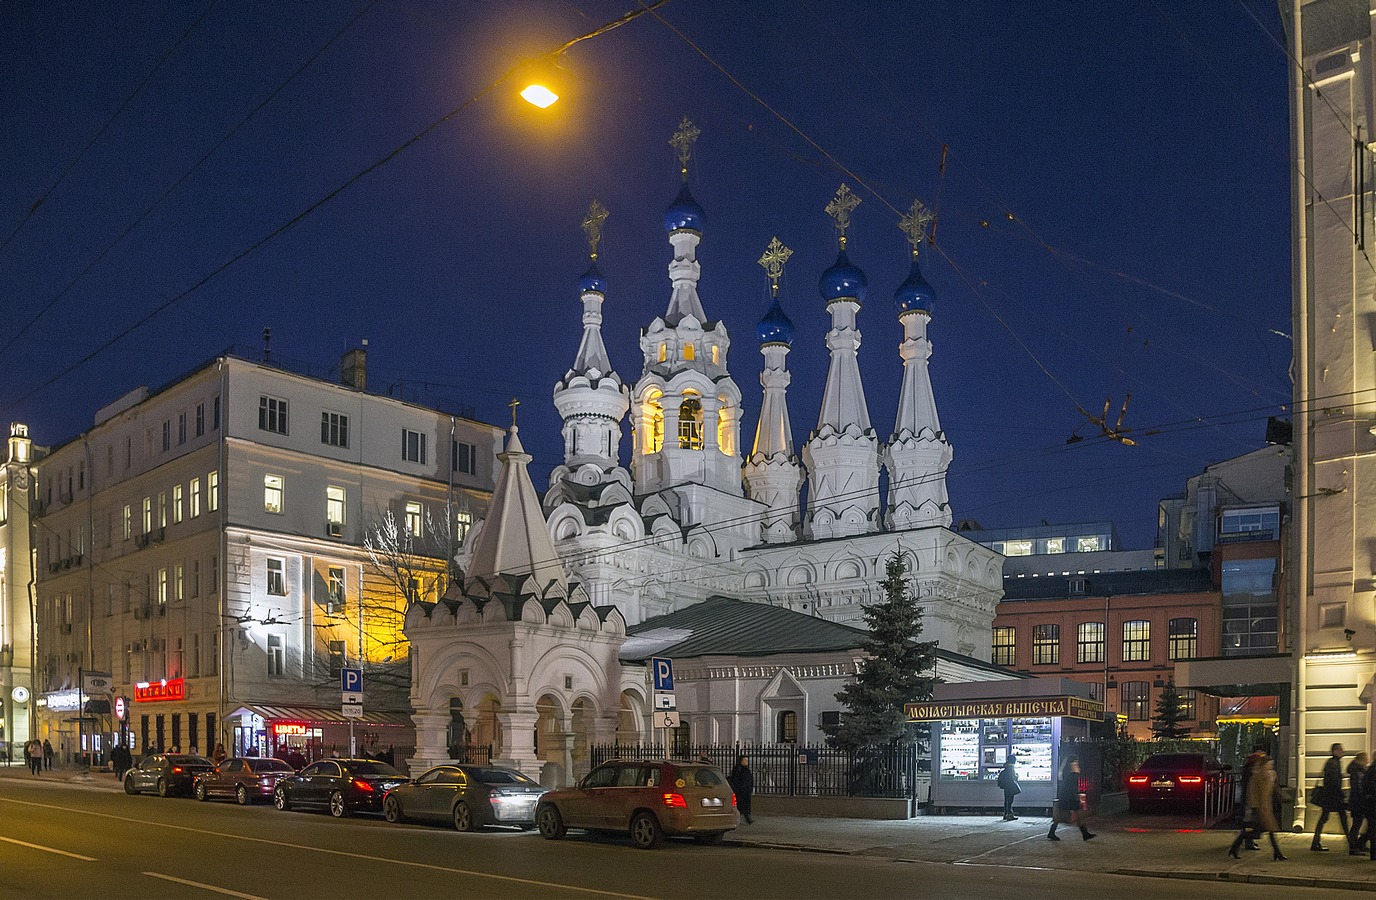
227, 705, 413, 728
1173, 654, 1293, 697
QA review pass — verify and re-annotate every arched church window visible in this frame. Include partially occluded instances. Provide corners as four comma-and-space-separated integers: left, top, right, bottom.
683, 343, 695, 361
711, 345, 719, 365
658, 343, 667, 362
679, 396, 704, 450
716, 404, 733, 456
777, 710, 798, 744
644, 392, 664, 453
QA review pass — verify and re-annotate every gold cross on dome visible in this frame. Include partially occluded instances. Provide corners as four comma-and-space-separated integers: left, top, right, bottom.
669, 116, 701, 181
898, 199, 934, 253
757, 236, 793, 297
508, 397, 520, 429
581, 200, 609, 260
825, 184, 861, 248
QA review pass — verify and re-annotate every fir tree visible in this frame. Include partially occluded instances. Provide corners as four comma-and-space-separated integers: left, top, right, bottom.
1151, 679, 1191, 739
824, 553, 938, 752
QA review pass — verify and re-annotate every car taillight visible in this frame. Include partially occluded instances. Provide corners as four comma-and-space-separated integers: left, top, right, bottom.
662, 793, 687, 808
352, 779, 374, 793
1127, 775, 1148, 784
172, 767, 183, 773
732, 793, 738, 807
1177, 775, 1202, 784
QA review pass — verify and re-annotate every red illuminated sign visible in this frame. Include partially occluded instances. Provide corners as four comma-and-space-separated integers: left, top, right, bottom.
274, 724, 309, 735
133, 678, 185, 703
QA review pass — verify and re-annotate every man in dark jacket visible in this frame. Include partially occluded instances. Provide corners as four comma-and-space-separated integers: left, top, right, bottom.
997, 757, 1021, 821
110, 741, 132, 782
1363, 757, 1376, 860
1312, 743, 1350, 852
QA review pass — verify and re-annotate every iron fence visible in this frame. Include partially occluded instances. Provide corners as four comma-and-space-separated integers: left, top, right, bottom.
448, 744, 492, 765
590, 742, 920, 799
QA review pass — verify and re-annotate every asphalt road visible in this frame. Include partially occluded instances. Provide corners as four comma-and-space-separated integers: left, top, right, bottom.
0, 780, 1359, 900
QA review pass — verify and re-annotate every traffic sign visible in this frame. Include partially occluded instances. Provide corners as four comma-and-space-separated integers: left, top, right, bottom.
342, 692, 363, 706
654, 693, 675, 710
655, 710, 680, 729
341, 668, 363, 694
113, 696, 127, 721
343, 698, 363, 718
651, 657, 674, 692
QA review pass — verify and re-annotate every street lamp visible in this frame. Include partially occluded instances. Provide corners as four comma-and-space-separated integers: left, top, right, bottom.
520, 82, 559, 109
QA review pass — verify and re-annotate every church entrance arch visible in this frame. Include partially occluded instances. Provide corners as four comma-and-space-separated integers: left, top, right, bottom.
446, 697, 468, 757
570, 698, 596, 781
534, 694, 568, 787
616, 691, 645, 744
473, 693, 503, 757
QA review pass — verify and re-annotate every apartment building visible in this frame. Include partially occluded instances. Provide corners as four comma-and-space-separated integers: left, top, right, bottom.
1, 424, 41, 759
33, 352, 501, 763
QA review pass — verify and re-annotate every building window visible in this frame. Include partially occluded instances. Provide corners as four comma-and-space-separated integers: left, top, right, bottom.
402, 429, 427, 464
267, 634, 285, 677
1003, 539, 1032, 557
210, 554, 218, 593
326, 486, 345, 535
178, 413, 187, 445
1045, 538, 1064, 554
213, 396, 221, 430
162, 421, 170, 452
158, 492, 167, 528
678, 397, 703, 449
1122, 681, 1150, 721
267, 558, 286, 596
683, 342, 696, 361
1087, 682, 1105, 704
1221, 557, 1279, 656
328, 640, 346, 678
992, 626, 1015, 666
174, 563, 184, 601
190, 560, 200, 598
264, 474, 284, 514
191, 633, 200, 677
454, 509, 473, 543
207, 471, 219, 512
1068, 577, 1086, 595
1219, 506, 1280, 541
1076, 622, 1105, 663
259, 396, 288, 434
172, 484, 183, 524
142, 497, 152, 533
777, 710, 798, 744
195, 403, 205, 437
321, 412, 349, 448
645, 394, 664, 453
1122, 620, 1151, 662
190, 478, 201, 518
325, 566, 346, 611
452, 441, 477, 475
122, 504, 132, 541
1032, 624, 1060, 665
1076, 536, 1103, 552
1178, 689, 1197, 720
1168, 617, 1198, 661
157, 568, 168, 606
404, 501, 423, 538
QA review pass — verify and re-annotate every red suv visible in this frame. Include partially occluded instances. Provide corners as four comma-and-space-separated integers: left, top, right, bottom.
535, 759, 738, 849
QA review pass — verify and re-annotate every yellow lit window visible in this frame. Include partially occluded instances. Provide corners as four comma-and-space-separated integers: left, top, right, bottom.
658, 344, 667, 362
711, 345, 719, 365
684, 343, 695, 361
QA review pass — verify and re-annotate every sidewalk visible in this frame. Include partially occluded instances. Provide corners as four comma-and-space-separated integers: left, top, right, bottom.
3, 766, 1371, 891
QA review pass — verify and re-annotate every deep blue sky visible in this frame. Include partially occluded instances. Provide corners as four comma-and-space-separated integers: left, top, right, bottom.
0, 1, 1292, 549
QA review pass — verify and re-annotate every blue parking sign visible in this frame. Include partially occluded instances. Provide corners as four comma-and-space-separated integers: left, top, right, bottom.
651, 657, 674, 692
341, 668, 363, 693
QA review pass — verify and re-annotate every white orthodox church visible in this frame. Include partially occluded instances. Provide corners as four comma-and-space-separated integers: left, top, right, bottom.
404, 122, 1005, 783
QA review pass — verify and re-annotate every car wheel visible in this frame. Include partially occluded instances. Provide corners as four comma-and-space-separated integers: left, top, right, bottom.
124, 775, 138, 795
274, 787, 291, 811
630, 811, 663, 850
195, 781, 208, 802
452, 801, 474, 832
156, 778, 170, 798
694, 832, 725, 845
536, 804, 566, 840
329, 790, 349, 818
384, 795, 403, 824
236, 785, 250, 806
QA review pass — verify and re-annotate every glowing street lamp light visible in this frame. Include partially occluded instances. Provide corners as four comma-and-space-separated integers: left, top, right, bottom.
520, 82, 559, 108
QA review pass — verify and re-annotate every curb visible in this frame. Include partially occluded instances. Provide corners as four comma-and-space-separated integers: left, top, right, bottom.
724, 838, 858, 856
1115, 868, 1376, 893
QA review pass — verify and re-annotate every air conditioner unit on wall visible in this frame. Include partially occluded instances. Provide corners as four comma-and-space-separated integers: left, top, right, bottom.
327, 521, 343, 538
818, 711, 842, 729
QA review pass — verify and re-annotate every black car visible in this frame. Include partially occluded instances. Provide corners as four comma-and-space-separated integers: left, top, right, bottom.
1127, 753, 1227, 812
273, 758, 407, 818
383, 765, 547, 831
124, 754, 215, 797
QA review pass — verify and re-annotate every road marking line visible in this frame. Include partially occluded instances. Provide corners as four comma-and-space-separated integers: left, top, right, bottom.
0, 833, 96, 861
0, 796, 656, 900
144, 872, 268, 899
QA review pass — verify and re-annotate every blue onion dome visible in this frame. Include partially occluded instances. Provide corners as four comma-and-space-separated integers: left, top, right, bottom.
818, 249, 867, 302
756, 295, 795, 346
663, 183, 706, 233
578, 262, 607, 294
894, 254, 936, 314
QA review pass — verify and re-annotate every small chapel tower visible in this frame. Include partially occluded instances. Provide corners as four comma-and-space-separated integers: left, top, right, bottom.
743, 237, 802, 543
884, 200, 953, 529
803, 184, 881, 539
631, 118, 747, 516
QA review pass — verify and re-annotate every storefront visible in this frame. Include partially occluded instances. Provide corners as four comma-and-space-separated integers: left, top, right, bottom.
227, 705, 415, 766
908, 678, 1104, 813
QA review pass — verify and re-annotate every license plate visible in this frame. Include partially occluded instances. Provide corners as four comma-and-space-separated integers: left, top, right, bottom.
1151, 780, 1173, 788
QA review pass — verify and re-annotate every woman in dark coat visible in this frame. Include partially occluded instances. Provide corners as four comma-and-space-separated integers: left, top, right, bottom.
1047, 756, 1094, 841
728, 755, 754, 825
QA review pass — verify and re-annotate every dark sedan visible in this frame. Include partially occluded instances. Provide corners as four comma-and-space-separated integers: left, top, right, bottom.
273, 758, 407, 818
383, 765, 547, 831
124, 754, 215, 798
194, 757, 296, 805
1127, 753, 1227, 812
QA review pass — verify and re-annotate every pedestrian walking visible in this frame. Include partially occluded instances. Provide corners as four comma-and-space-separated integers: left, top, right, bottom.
1312, 742, 1351, 852
1047, 756, 1094, 842
997, 756, 1021, 821
42, 738, 53, 770
728, 755, 754, 825
1362, 755, 1376, 861
1350, 752, 1370, 855
111, 741, 132, 782
27, 739, 43, 776
1231, 757, 1286, 860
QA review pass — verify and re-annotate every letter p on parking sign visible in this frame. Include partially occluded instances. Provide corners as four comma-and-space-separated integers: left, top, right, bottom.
651, 657, 674, 692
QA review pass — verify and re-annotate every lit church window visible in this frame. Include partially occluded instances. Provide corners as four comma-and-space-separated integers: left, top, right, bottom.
644, 393, 664, 453
684, 343, 695, 361
679, 397, 704, 449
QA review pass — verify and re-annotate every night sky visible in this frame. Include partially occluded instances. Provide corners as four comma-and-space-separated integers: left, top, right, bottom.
0, 1, 1292, 550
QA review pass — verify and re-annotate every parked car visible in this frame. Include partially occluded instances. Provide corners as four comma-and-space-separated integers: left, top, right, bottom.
194, 757, 295, 805
383, 764, 547, 831
273, 758, 408, 818
124, 754, 215, 798
1127, 753, 1227, 812
535, 759, 738, 849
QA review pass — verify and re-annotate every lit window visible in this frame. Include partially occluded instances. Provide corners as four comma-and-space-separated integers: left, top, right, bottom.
1178, 689, 1197, 720
1168, 617, 1198, 660
190, 479, 201, 518
267, 634, 285, 677
992, 626, 1015, 666
157, 568, 168, 606
326, 486, 345, 533
264, 474, 284, 514
657, 344, 666, 362
321, 411, 349, 448
1076, 536, 1103, 552
1045, 538, 1064, 554
1032, 624, 1060, 665
1121, 681, 1150, 720
1122, 620, 1151, 662
405, 501, 423, 538
122, 504, 132, 541
678, 397, 703, 449
142, 497, 152, 533
172, 484, 183, 524
1076, 622, 1105, 663
455, 509, 473, 543
325, 567, 346, 610
777, 710, 798, 743
207, 471, 219, 512
157, 492, 167, 528
1004, 540, 1032, 557
174, 563, 184, 601
259, 396, 288, 435
402, 429, 427, 464
683, 343, 695, 361
267, 558, 286, 596
645, 394, 664, 453
711, 345, 719, 365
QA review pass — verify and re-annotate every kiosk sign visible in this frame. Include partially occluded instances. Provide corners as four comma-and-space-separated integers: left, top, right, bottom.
905, 695, 1104, 722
